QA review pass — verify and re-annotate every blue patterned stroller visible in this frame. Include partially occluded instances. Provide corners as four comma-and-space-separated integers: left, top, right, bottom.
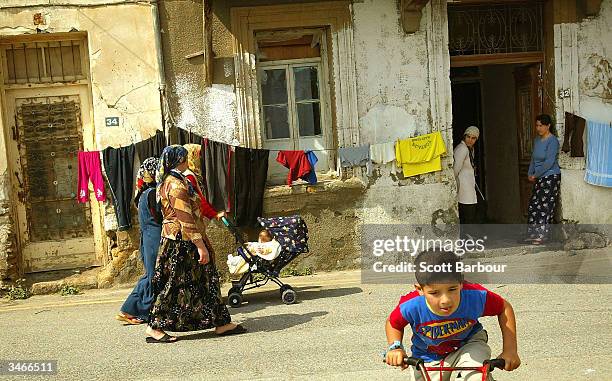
221, 215, 309, 307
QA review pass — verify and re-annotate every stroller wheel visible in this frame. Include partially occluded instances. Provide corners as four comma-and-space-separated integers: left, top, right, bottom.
279, 284, 293, 296
228, 292, 243, 308
281, 288, 297, 305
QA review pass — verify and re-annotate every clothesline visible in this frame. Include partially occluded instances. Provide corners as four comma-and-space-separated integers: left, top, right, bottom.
106, 127, 435, 154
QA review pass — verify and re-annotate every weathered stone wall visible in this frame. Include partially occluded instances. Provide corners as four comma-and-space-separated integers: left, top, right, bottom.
353, 0, 457, 230
559, 0, 612, 224
0, 1, 163, 280
195, 0, 457, 276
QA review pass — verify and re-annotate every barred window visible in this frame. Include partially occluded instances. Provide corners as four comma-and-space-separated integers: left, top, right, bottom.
2, 39, 86, 84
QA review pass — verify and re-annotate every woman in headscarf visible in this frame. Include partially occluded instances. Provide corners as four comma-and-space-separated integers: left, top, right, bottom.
116, 157, 162, 325
525, 114, 561, 244
454, 126, 480, 235
182, 143, 220, 227
145, 145, 245, 343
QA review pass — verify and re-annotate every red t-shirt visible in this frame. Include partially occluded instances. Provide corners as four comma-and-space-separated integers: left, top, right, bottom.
276, 150, 312, 186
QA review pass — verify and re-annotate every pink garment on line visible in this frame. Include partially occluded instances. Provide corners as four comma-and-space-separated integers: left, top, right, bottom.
77, 151, 106, 203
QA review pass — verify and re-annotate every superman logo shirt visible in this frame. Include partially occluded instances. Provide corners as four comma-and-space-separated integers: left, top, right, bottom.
388, 283, 505, 362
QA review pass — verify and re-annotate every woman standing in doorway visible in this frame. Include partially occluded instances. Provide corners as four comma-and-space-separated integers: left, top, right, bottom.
145, 145, 246, 343
454, 126, 480, 235
526, 114, 561, 244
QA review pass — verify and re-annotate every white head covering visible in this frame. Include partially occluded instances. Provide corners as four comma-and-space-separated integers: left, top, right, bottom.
464, 126, 480, 138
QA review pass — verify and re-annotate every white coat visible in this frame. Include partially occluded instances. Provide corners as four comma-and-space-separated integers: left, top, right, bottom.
453, 141, 477, 205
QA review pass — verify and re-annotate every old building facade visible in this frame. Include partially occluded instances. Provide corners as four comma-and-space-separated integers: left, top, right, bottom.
0, 0, 610, 285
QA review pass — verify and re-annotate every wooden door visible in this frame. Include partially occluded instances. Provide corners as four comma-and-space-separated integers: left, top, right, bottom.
5, 86, 102, 272
514, 64, 543, 218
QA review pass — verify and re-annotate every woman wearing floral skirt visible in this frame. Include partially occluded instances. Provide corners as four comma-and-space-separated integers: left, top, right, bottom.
145, 145, 246, 343
526, 114, 561, 245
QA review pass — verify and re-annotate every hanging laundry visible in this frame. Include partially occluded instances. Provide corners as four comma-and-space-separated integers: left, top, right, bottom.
202, 139, 233, 211
338, 144, 372, 176
370, 142, 396, 164
562, 112, 586, 157
172, 127, 203, 145
233, 147, 269, 227
584, 120, 612, 187
103, 145, 136, 231
300, 150, 318, 185
135, 129, 167, 161
276, 150, 312, 186
395, 131, 446, 177
77, 151, 106, 203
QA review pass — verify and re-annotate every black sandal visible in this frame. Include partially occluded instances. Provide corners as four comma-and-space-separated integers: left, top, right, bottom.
216, 324, 247, 336
146, 333, 178, 343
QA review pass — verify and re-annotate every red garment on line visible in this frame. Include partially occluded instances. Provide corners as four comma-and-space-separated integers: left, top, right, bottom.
276, 150, 312, 186
185, 173, 218, 220
77, 151, 106, 203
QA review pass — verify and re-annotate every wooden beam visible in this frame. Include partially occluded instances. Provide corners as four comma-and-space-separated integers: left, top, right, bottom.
451, 52, 544, 67
400, 0, 430, 34
0, 31, 87, 43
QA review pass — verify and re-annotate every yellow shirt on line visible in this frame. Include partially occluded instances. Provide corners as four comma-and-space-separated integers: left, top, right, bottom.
395, 131, 447, 177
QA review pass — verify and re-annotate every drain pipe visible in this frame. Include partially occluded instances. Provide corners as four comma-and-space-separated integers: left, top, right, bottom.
151, 0, 169, 138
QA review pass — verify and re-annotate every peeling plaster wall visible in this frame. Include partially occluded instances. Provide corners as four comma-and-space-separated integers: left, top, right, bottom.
0, 4, 163, 148
353, 0, 457, 227
0, 3, 162, 279
0, 74, 16, 281
560, 0, 612, 224
161, 0, 239, 144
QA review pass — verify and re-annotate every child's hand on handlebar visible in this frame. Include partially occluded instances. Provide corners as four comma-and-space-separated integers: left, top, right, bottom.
385, 349, 408, 370
498, 350, 521, 371
215, 211, 226, 220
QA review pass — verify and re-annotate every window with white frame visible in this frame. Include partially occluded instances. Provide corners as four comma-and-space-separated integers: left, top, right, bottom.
256, 29, 332, 184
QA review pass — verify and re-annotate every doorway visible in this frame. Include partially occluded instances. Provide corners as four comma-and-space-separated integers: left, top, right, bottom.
451, 63, 542, 224
448, 1, 547, 224
1, 34, 104, 273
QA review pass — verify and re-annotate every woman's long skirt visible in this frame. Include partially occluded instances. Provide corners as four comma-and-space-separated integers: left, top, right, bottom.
527, 174, 561, 240
148, 237, 231, 331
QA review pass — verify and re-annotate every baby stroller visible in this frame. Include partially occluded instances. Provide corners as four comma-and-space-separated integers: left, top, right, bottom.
221, 215, 309, 307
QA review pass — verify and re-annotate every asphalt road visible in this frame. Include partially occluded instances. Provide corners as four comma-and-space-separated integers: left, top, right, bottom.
1, 258, 611, 380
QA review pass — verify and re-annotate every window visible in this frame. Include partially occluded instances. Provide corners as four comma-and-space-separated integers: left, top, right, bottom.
1, 38, 86, 84
260, 63, 323, 142
256, 29, 331, 184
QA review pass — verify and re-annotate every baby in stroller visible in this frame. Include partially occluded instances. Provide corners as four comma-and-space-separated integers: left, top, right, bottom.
227, 229, 281, 275
222, 215, 308, 306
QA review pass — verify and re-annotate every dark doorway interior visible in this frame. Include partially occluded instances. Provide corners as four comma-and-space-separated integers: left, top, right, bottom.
451, 65, 524, 224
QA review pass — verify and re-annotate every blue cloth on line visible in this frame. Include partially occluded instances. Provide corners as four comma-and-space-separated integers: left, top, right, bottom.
585, 120, 612, 187
338, 145, 372, 176
300, 151, 318, 184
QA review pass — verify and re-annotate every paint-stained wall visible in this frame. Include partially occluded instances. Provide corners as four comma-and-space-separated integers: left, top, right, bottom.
560, 0, 612, 224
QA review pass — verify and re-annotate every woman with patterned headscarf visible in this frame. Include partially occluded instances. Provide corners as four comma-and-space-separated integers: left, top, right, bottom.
115, 157, 161, 325
145, 145, 245, 343
182, 143, 220, 227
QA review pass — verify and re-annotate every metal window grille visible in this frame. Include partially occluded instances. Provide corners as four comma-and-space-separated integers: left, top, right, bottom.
448, 2, 544, 56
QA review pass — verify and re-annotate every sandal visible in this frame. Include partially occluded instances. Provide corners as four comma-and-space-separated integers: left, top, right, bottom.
216, 324, 247, 336
145, 333, 177, 343
115, 314, 144, 325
